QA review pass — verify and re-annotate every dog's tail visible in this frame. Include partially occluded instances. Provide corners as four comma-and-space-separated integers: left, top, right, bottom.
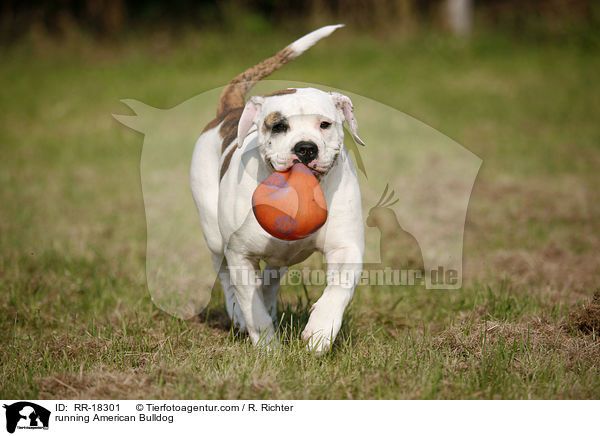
216, 24, 344, 117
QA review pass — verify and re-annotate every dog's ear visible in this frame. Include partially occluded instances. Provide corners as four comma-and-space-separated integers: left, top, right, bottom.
330, 92, 365, 146
237, 96, 263, 148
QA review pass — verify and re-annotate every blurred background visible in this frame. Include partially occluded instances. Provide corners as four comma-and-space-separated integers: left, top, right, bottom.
1, 0, 599, 41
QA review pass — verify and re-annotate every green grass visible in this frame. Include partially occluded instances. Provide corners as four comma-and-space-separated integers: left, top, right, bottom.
1, 28, 599, 399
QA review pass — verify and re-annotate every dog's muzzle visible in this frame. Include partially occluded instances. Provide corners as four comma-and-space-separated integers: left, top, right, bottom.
293, 141, 319, 165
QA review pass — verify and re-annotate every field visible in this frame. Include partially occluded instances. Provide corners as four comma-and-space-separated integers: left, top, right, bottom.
1, 28, 599, 399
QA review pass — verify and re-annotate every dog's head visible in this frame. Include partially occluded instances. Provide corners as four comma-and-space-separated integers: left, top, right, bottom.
237, 88, 365, 178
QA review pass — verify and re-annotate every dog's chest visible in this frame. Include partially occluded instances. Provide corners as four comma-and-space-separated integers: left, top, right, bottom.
259, 238, 319, 267
226, 212, 320, 267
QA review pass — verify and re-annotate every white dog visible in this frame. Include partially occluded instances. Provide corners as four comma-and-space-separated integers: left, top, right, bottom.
190, 25, 365, 352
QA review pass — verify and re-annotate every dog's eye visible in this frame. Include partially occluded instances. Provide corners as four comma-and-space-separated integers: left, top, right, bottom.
271, 122, 288, 134
320, 121, 332, 129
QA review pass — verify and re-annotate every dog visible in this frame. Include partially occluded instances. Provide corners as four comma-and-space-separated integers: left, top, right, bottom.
190, 25, 365, 352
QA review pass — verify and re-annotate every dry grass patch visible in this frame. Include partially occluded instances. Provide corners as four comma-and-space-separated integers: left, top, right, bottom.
37, 369, 182, 399
569, 291, 600, 336
435, 316, 600, 371
464, 175, 600, 304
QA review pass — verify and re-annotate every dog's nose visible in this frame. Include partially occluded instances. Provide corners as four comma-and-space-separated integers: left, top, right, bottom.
293, 141, 318, 164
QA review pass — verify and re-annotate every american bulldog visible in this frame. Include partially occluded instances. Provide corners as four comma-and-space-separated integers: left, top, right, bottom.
191, 24, 365, 352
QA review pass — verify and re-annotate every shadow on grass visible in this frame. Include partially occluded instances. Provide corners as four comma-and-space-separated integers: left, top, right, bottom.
197, 306, 233, 332
196, 283, 356, 354
276, 284, 358, 355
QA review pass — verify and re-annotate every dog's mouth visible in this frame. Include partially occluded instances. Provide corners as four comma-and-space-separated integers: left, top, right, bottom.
309, 167, 325, 180
267, 157, 325, 181
293, 159, 325, 180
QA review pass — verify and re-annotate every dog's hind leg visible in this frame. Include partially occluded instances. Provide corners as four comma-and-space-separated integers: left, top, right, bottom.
225, 250, 277, 348
261, 265, 288, 322
212, 254, 247, 332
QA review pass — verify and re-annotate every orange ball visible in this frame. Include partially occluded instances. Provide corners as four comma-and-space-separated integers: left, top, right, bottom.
252, 162, 328, 240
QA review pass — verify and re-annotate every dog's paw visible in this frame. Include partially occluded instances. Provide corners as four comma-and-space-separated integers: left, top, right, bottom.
228, 302, 248, 333
232, 316, 247, 333
269, 307, 279, 325
302, 333, 331, 355
301, 312, 336, 354
301, 297, 343, 353
301, 328, 331, 354
251, 327, 279, 351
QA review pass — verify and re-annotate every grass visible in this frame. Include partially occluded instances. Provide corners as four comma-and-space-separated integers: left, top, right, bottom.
1, 28, 599, 399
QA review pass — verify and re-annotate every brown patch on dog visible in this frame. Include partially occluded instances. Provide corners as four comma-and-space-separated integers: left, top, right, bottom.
201, 107, 244, 149
218, 108, 244, 180
569, 291, 600, 335
217, 47, 294, 118
219, 107, 244, 153
262, 111, 285, 134
201, 107, 245, 180
263, 88, 297, 98
202, 116, 222, 134
202, 107, 244, 144
217, 108, 245, 180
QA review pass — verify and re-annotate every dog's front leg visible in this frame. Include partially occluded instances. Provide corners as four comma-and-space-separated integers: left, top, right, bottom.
302, 246, 362, 353
225, 250, 277, 347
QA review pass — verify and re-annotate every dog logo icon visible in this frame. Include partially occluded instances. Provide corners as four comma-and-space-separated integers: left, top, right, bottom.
3, 402, 50, 433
